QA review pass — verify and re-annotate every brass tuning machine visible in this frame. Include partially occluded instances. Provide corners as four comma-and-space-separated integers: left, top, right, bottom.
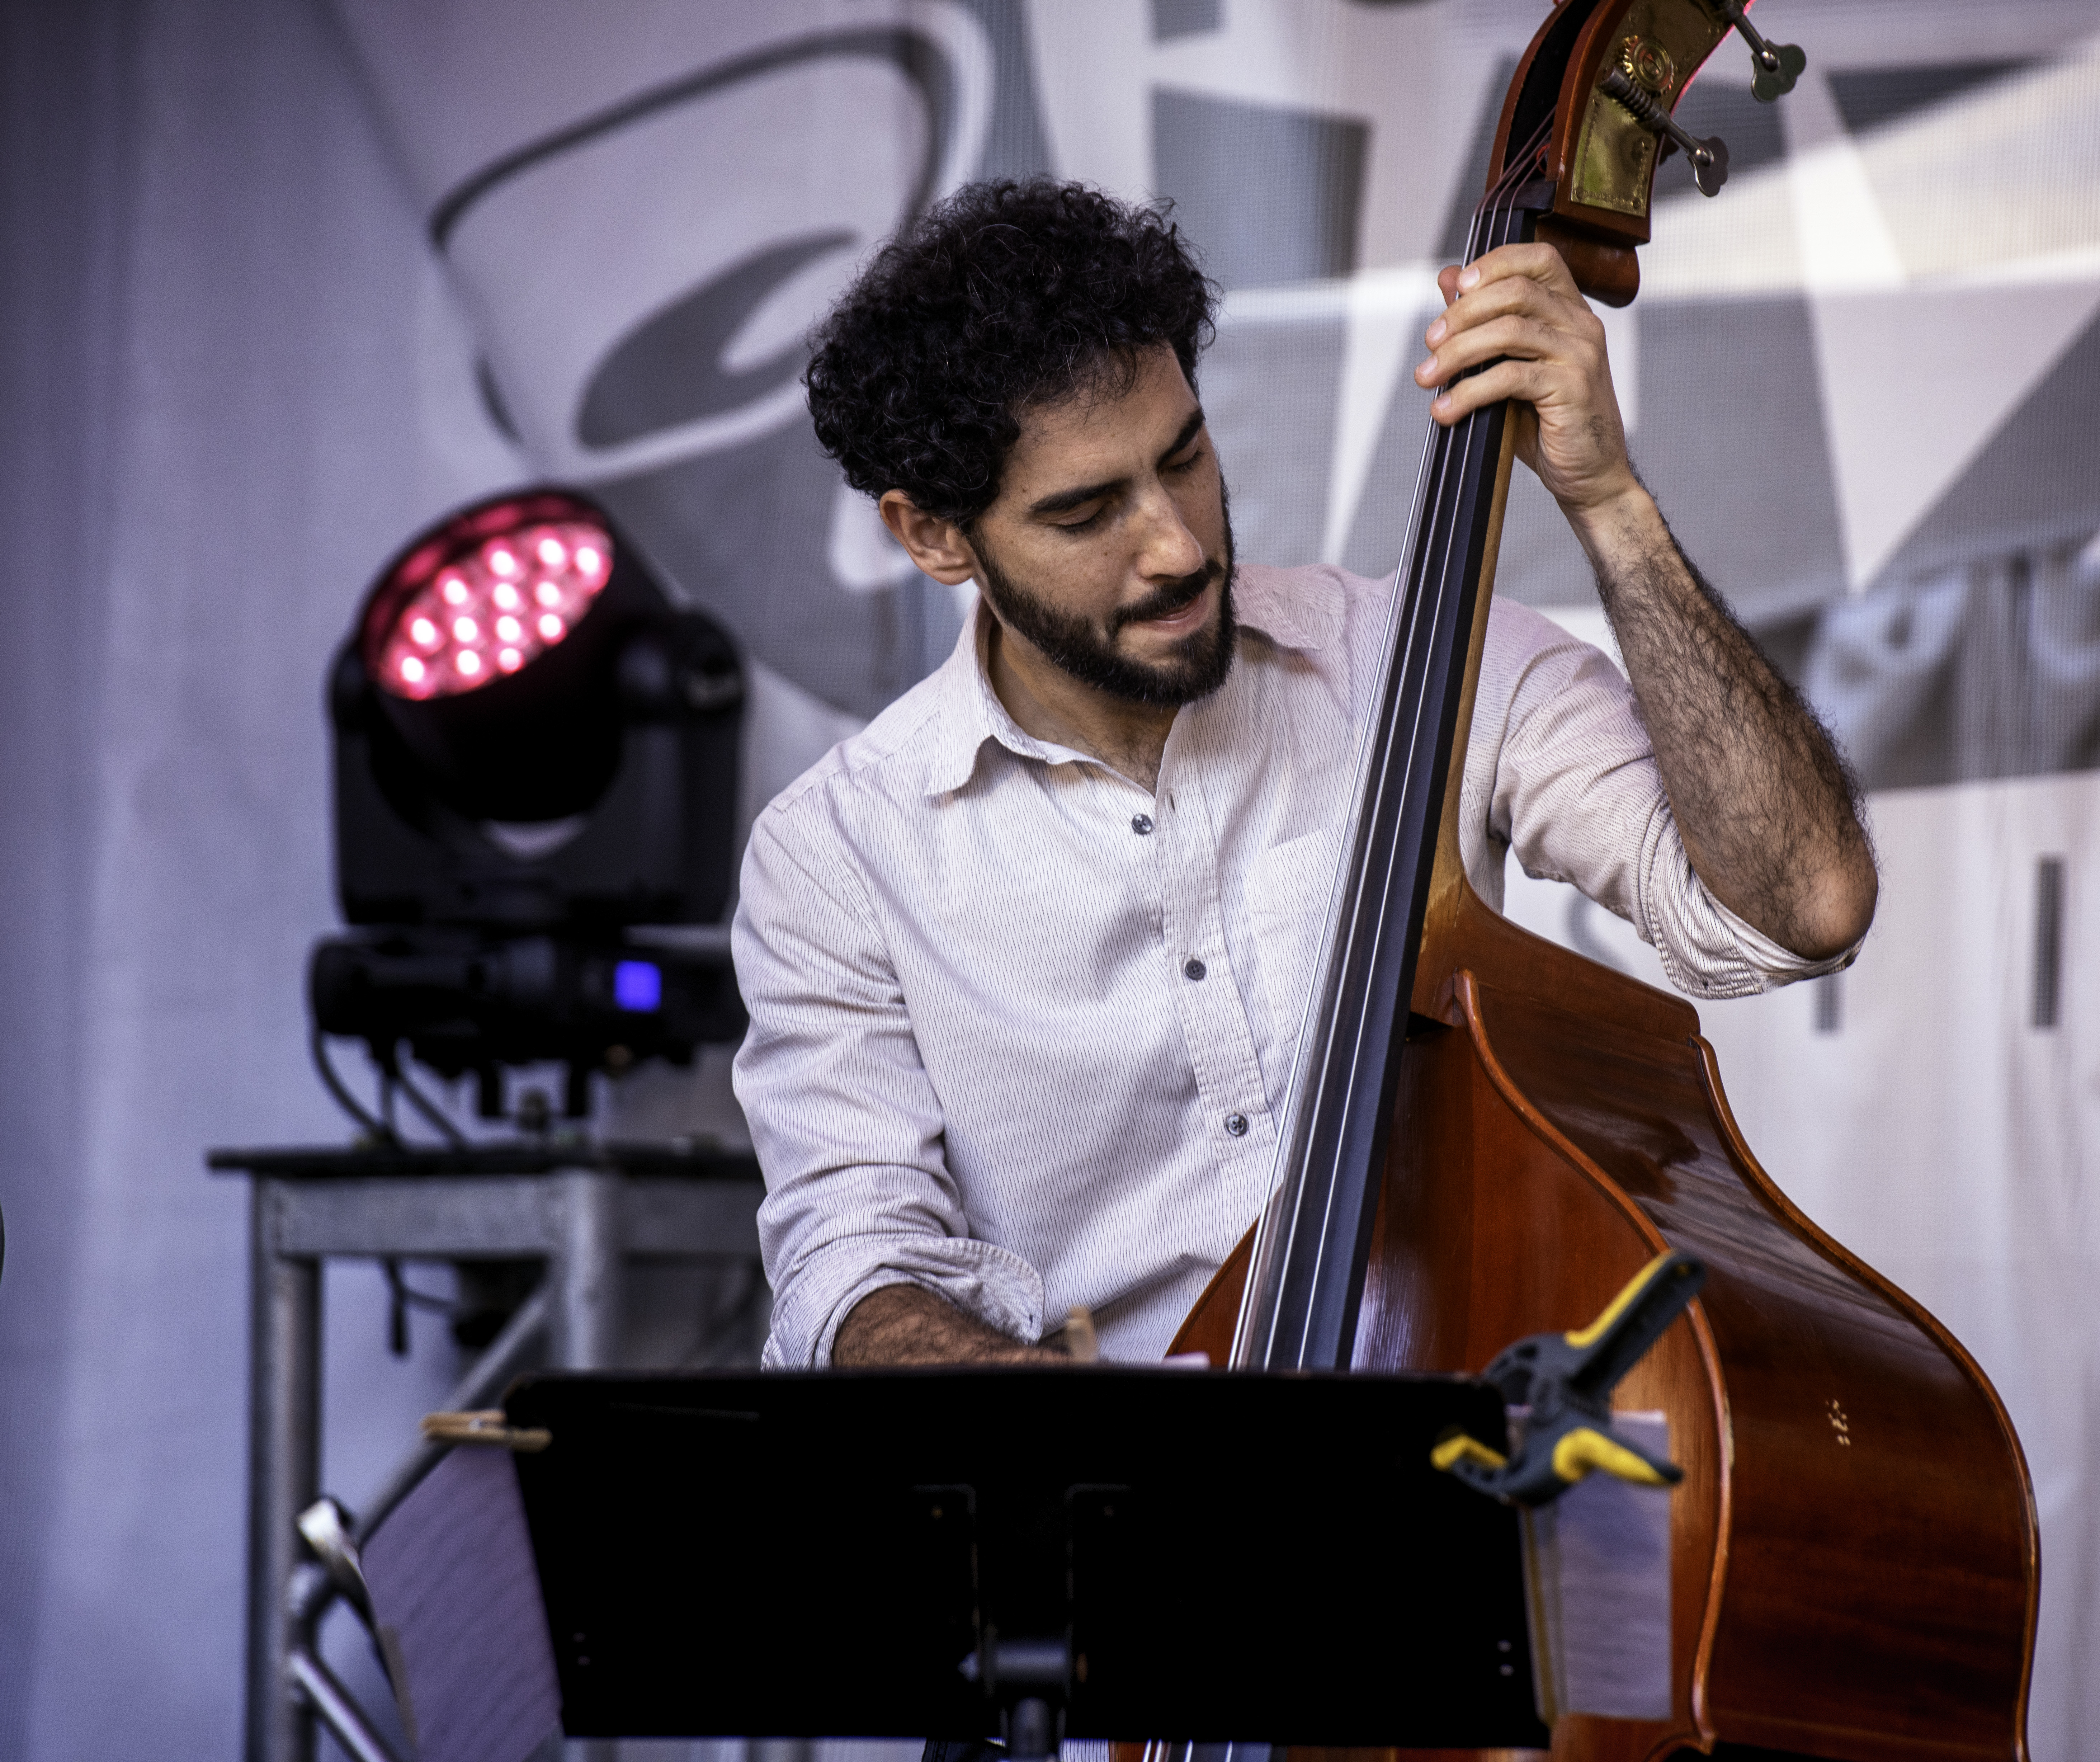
1709, 0, 1807, 101
1602, 0, 1809, 200
1601, 61, 1731, 197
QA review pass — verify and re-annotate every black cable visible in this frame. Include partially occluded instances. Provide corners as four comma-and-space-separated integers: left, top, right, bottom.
383, 1257, 459, 1314
369, 1040, 469, 1148
390, 1054, 468, 1148
311, 1027, 396, 1146
383, 1256, 462, 1359
384, 1258, 409, 1357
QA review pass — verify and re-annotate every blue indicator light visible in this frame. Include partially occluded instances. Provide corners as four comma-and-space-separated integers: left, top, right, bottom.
613, 960, 662, 1012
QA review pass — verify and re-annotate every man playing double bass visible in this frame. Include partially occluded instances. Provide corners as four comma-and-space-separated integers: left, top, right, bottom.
732, 178, 1876, 1370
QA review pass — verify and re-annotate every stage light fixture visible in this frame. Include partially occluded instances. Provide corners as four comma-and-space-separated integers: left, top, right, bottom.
310, 487, 748, 1120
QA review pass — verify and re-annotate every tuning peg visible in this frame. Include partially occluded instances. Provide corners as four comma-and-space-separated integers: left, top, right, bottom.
1709, 0, 1806, 100
1750, 39, 1807, 103
1600, 67, 1731, 197
1687, 129, 1730, 197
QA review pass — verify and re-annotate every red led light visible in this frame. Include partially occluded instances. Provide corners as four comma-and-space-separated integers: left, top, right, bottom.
371, 510, 615, 700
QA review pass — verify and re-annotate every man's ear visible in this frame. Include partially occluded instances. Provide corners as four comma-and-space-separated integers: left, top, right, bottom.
880, 491, 979, 586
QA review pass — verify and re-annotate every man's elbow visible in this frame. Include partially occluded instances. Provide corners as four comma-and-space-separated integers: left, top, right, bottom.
1793, 854, 1879, 963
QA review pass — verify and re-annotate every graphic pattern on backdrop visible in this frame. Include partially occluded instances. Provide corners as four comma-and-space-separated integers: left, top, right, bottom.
337, 0, 2100, 792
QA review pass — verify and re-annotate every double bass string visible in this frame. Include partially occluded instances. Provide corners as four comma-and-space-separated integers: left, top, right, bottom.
1238, 121, 1544, 1368
1235, 127, 1554, 1361
1299, 142, 1540, 1353
1235, 114, 1553, 1370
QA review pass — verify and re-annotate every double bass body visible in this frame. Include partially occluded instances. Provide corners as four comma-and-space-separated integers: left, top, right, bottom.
1179, 863, 2039, 1762
1375, 895, 2035, 1761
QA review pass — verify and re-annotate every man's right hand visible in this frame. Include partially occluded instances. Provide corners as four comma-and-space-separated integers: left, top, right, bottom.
831, 1284, 1068, 1366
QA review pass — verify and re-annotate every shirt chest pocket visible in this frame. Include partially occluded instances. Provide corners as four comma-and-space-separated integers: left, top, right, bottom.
1243, 822, 1346, 1062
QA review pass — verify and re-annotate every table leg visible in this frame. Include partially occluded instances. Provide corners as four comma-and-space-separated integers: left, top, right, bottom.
245, 1178, 321, 1762
550, 1168, 622, 1371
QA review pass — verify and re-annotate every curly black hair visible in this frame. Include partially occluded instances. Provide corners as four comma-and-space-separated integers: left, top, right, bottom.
804, 179, 1218, 527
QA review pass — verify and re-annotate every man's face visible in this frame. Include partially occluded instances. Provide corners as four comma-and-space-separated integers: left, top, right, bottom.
967, 344, 1236, 706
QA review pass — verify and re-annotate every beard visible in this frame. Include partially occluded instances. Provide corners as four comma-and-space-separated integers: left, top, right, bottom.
973, 480, 1239, 707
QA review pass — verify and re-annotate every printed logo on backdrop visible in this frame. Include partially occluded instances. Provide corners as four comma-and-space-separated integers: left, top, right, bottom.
383, 2, 1051, 721
341, 1, 2100, 784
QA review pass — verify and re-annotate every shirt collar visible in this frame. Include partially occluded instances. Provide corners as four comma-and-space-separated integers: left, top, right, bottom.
921, 600, 1049, 797
919, 563, 1345, 798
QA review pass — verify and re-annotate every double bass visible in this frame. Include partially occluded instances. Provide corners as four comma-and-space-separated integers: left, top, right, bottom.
1159, 3, 2039, 1759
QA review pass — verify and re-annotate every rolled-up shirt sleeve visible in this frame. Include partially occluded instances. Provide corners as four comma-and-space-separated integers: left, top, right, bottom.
1476, 602, 1861, 999
731, 793, 1046, 1368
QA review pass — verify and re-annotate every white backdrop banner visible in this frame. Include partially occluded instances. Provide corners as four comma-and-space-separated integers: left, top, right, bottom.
1, 1, 2094, 1757
329, 1, 2100, 1753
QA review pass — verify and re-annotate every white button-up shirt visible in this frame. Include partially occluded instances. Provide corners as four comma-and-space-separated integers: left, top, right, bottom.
732, 563, 1841, 1367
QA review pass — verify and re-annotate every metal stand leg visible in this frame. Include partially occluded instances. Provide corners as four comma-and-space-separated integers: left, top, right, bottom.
550, 1169, 622, 1370
246, 1178, 321, 1762
552, 1168, 623, 1762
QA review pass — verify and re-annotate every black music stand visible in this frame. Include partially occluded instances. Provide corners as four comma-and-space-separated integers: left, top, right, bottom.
479, 1366, 1548, 1752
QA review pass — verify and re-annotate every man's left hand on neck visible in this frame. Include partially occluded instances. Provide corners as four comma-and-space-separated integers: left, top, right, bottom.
1415, 242, 1877, 961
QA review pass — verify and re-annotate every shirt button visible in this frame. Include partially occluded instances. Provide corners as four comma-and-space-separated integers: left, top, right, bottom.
1224, 1112, 1249, 1137
1183, 958, 1207, 982
1131, 814, 1154, 835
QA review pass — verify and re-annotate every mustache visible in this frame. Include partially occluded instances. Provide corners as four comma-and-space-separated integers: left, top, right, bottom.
1112, 559, 1225, 633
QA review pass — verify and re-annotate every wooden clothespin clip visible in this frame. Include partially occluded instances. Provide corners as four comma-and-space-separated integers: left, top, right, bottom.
419, 1409, 552, 1452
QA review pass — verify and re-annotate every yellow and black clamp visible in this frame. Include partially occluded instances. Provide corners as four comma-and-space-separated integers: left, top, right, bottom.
1432, 1250, 1707, 1507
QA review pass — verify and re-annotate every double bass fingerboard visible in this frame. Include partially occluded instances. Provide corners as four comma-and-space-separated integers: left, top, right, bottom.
1232, 133, 1556, 1373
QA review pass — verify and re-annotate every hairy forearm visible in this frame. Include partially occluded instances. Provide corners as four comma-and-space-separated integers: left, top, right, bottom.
1569, 486, 1877, 960
832, 1283, 1066, 1367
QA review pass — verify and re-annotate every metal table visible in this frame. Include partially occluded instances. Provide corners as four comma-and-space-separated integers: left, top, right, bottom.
210, 1140, 765, 1762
